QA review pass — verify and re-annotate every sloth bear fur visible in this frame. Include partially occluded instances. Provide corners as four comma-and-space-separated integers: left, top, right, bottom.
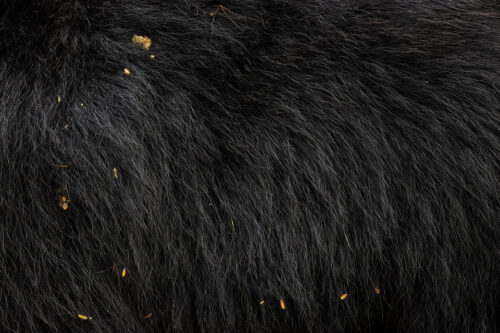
0, 0, 499, 332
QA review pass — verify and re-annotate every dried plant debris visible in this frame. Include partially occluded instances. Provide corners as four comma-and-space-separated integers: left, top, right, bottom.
52, 162, 72, 168
124, 68, 131, 75
57, 187, 70, 210
132, 34, 152, 50
210, 5, 261, 33
2, 1, 500, 332
77, 314, 92, 320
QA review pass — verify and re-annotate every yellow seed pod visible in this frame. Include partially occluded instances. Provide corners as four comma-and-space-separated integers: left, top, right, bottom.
280, 299, 285, 310
124, 68, 131, 75
57, 95, 61, 103
113, 167, 118, 179
374, 287, 381, 295
122, 268, 126, 277
259, 300, 264, 305
144, 313, 153, 319
77, 314, 91, 320
340, 293, 348, 300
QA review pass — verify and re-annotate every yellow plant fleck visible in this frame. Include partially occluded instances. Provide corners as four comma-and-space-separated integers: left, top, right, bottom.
340, 293, 348, 300
374, 287, 381, 295
77, 314, 91, 320
57, 188, 71, 210
57, 95, 61, 103
150, 55, 155, 59
80, 103, 84, 107
124, 68, 131, 75
259, 300, 264, 305
132, 34, 152, 50
280, 299, 285, 310
122, 268, 126, 277
113, 167, 118, 179
59, 196, 70, 210
231, 219, 235, 232
144, 312, 153, 319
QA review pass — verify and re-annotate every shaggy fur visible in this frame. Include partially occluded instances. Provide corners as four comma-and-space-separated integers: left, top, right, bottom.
0, 0, 499, 332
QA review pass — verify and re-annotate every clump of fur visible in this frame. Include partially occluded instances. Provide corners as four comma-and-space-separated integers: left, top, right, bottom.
0, 0, 499, 332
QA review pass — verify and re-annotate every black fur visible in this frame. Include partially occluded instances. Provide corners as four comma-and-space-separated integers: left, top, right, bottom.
0, 0, 499, 332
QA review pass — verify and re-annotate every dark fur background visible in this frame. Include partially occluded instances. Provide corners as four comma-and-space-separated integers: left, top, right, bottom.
0, 0, 499, 332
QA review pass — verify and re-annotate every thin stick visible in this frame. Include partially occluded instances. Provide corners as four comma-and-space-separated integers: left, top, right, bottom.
221, 6, 244, 31
96, 265, 114, 273
52, 163, 72, 168
211, 5, 221, 34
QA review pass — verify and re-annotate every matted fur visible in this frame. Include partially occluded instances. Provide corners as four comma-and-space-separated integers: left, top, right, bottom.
0, 0, 499, 332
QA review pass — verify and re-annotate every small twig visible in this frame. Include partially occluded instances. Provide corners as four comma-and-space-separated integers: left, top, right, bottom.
52, 162, 72, 168
96, 264, 116, 274
210, 5, 261, 34
211, 5, 222, 34
96, 264, 124, 292
220, 6, 244, 31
